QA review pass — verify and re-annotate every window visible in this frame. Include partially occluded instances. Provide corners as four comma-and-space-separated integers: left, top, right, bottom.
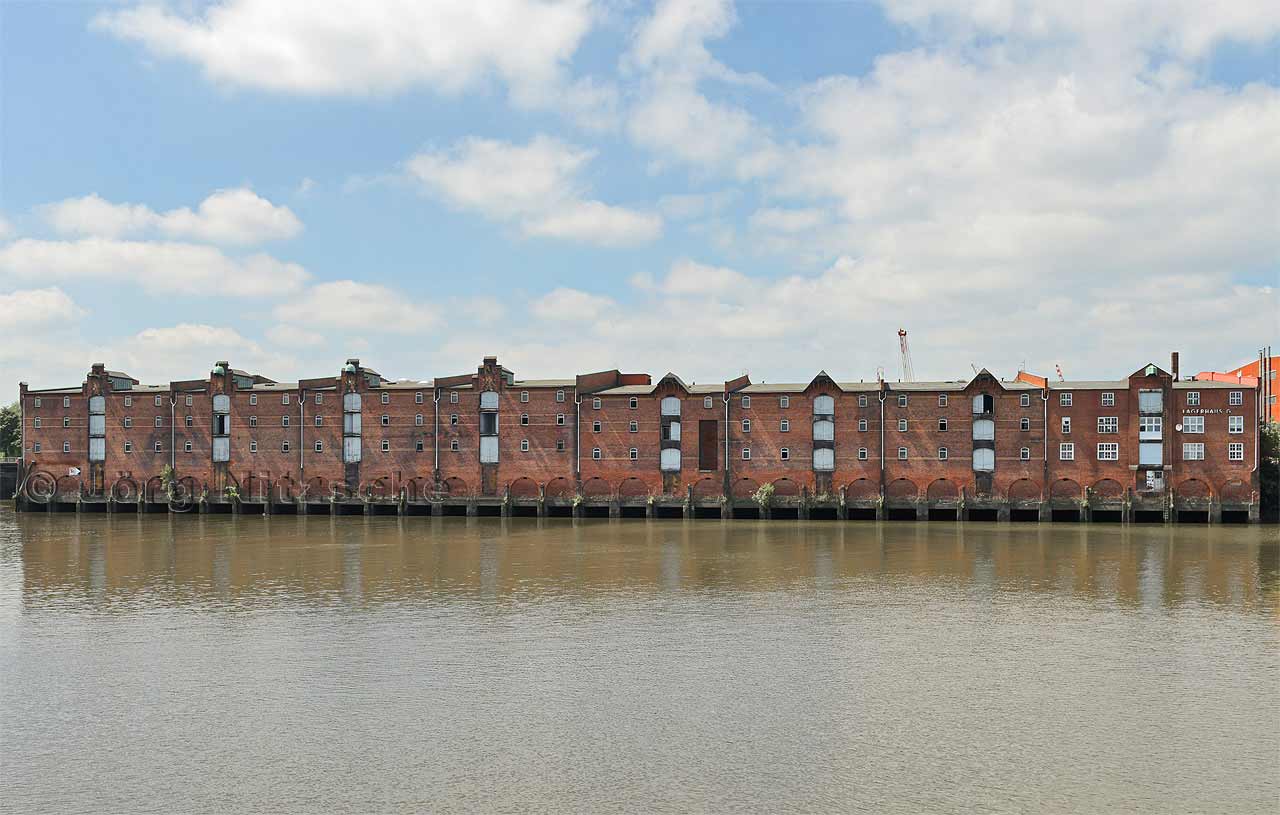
557, 414, 566, 426
592, 448, 602, 461
1059, 443, 1074, 461
248, 415, 258, 427
1229, 442, 1244, 461
973, 448, 995, 472
973, 419, 995, 441
1139, 443, 1162, 466
520, 413, 529, 426
185, 395, 193, 407
1102, 392, 1115, 407
415, 392, 423, 404
415, 440, 424, 453
278, 393, 288, 406
1020, 393, 1031, 407
381, 440, 390, 452
63, 441, 71, 453
33, 397, 41, 408
521, 391, 530, 403
521, 439, 530, 452
63, 416, 70, 428
858, 418, 868, 432
154, 395, 162, 407
938, 447, 948, 460
450, 440, 459, 452
1228, 415, 1244, 434
742, 419, 751, 433
185, 415, 193, 428
249, 394, 257, 405
123, 441, 132, 453
858, 395, 868, 408
1061, 417, 1071, 434
814, 448, 834, 471
415, 414, 424, 427
1182, 416, 1204, 434
314, 441, 323, 453
1020, 447, 1030, 460
1229, 391, 1242, 406
1020, 417, 1030, 431
282, 415, 291, 427
593, 398, 602, 410
898, 419, 907, 432
315, 416, 323, 427
661, 397, 680, 416
1139, 416, 1162, 438
629, 420, 638, 433
1097, 443, 1119, 460
315, 394, 323, 405
741, 447, 751, 460
556, 440, 565, 452
780, 396, 789, 408
1186, 391, 1200, 406
897, 447, 907, 460
858, 447, 868, 460
380, 392, 389, 405
629, 397, 638, 409
813, 394, 834, 415
450, 391, 459, 404
780, 447, 790, 461
1097, 417, 1118, 434
249, 441, 257, 454
629, 448, 638, 461
742, 395, 751, 408
184, 441, 192, 453
938, 394, 948, 407
555, 390, 565, 403
282, 441, 291, 453
897, 394, 907, 407
122, 417, 130, 429
1059, 392, 1072, 407
450, 414, 458, 426
379, 414, 389, 427
153, 416, 162, 428
704, 396, 714, 409
593, 420, 602, 433
780, 419, 790, 432
1183, 443, 1205, 461
938, 418, 948, 432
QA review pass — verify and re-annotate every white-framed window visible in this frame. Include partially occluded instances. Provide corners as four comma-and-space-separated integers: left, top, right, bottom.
185, 415, 193, 428
33, 417, 41, 429
1182, 416, 1204, 434
813, 394, 834, 415
897, 394, 907, 407
450, 439, 459, 451
660, 448, 679, 470
450, 414, 458, 426
184, 394, 193, 407
629, 447, 638, 460
814, 448, 834, 471
1061, 417, 1071, 434
898, 419, 907, 432
315, 393, 323, 405
858, 447, 868, 460
780, 396, 789, 409
593, 420, 601, 433
1098, 416, 1118, 434
62, 395, 71, 408
1059, 443, 1074, 461
780, 447, 790, 461
282, 441, 291, 453
450, 391, 459, 404
123, 441, 131, 453
1229, 391, 1242, 406
1020, 417, 1030, 431
938, 418, 948, 432
1020, 447, 1030, 460
184, 441, 192, 453
154, 395, 162, 407
249, 394, 257, 405
122, 417, 130, 429
592, 447, 601, 460
938, 447, 948, 460
315, 415, 323, 427
314, 441, 323, 452
556, 390, 565, 403
1228, 415, 1244, 434
593, 397, 602, 410
1102, 392, 1115, 407
153, 416, 162, 428
380, 414, 389, 426
629, 420, 638, 433
63, 416, 70, 428
938, 394, 948, 407
741, 395, 751, 408
520, 413, 529, 426
416, 440, 425, 452
281, 393, 290, 405
897, 447, 907, 460
33, 397, 41, 408
415, 414, 424, 426
741, 447, 751, 460
1020, 393, 1031, 407
63, 441, 71, 453
521, 391, 530, 403
1228, 442, 1244, 461
1183, 443, 1205, 461
1139, 416, 1162, 438
248, 441, 257, 454
556, 414, 565, 426
380, 392, 389, 405
282, 415, 291, 427
1097, 443, 1119, 460
858, 395, 868, 408
1059, 392, 1072, 407
520, 439, 530, 452
415, 392, 423, 404
780, 419, 790, 432
704, 396, 714, 409
1140, 443, 1163, 466
1186, 391, 1200, 406
858, 418, 868, 432
629, 396, 638, 409
742, 419, 751, 433
381, 440, 390, 452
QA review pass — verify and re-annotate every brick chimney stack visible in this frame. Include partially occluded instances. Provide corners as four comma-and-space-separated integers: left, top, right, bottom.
1171, 351, 1180, 381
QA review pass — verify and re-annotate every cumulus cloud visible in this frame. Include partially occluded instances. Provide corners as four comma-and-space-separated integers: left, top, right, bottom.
0, 238, 309, 297
531, 287, 616, 322
0, 287, 86, 329
0, 215, 13, 240
40, 188, 302, 245
272, 280, 438, 335
407, 135, 662, 246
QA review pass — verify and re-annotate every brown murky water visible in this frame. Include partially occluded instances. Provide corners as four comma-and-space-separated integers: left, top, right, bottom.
1, 506, 1276, 814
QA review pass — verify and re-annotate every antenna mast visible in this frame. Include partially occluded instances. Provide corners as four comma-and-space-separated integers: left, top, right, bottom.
897, 328, 915, 382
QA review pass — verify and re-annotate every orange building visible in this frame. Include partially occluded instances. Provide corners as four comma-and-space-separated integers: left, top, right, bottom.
1196, 354, 1277, 423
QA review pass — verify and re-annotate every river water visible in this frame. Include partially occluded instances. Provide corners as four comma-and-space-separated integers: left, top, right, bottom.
1, 506, 1276, 814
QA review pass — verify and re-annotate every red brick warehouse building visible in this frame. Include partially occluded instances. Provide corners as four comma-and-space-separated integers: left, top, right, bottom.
15, 352, 1262, 522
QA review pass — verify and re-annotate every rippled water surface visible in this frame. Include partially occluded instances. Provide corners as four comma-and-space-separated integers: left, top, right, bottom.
1, 506, 1277, 814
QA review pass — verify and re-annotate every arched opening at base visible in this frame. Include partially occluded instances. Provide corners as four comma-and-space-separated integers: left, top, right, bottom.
1051, 509, 1080, 522
1221, 510, 1250, 524
404, 502, 433, 516
1009, 508, 1040, 522
770, 506, 799, 520
333, 502, 365, 516
475, 504, 502, 517
846, 507, 877, 521
886, 507, 916, 521
440, 503, 468, 517
546, 504, 574, 518
579, 505, 610, 518
967, 508, 998, 522
620, 505, 647, 519
731, 506, 760, 520
809, 506, 837, 521
366, 502, 398, 516
1133, 509, 1165, 523
510, 504, 539, 518
692, 505, 722, 519
928, 508, 958, 521
1091, 509, 1123, 523
654, 504, 684, 519
1175, 510, 1208, 524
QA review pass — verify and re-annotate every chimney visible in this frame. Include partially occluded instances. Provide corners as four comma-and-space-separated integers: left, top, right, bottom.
1170, 352, 1180, 381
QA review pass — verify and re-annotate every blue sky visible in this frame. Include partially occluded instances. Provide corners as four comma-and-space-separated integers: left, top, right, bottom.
1, 0, 1276, 398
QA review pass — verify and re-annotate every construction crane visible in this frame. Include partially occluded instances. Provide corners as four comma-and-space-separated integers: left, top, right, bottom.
897, 328, 915, 382
1054, 363, 1065, 382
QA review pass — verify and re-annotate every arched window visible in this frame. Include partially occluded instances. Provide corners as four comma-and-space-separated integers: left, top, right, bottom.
973, 448, 995, 471
813, 394, 834, 415
480, 391, 498, 410
813, 419, 834, 441
661, 396, 681, 416
972, 419, 994, 441
972, 394, 994, 413
660, 448, 681, 471
813, 448, 834, 471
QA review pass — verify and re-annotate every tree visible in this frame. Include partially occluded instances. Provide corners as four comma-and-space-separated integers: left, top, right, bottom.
1261, 423, 1279, 522
0, 402, 19, 459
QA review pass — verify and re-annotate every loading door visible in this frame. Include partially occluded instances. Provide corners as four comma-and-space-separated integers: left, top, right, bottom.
698, 420, 718, 471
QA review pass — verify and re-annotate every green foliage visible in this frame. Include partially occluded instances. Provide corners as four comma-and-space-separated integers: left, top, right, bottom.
0, 402, 19, 458
1261, 423, 1279, 522
224, 485, 240, 501
752, 482, 774, 508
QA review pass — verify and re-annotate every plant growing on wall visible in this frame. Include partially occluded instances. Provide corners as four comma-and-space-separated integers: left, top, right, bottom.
224, 485, 239, 501
0, 403, 19, 458
752, 482, 774, 509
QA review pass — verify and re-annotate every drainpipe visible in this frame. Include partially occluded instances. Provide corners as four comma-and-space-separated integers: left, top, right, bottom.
574, 393, 582, 481
1041, 389, 1049, 500
169, 394, 176, 470
723, 392, 731, 496
878, 388, 886, 495
299, 390, 305, 481
433, 390, 440, 478
18, 387, 25, 471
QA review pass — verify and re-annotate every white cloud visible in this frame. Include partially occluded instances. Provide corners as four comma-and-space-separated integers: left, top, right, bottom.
748, 207, 828, 233
407, 135, 662, 246
265, 323, 326, 348
102, 324, 296, 385
0, 215, 14, 240
0, 287, 86, 329
0, 238, 309, 297
272, 280, 438, 335
531, 287, 616, 322
40, 188, 302, 245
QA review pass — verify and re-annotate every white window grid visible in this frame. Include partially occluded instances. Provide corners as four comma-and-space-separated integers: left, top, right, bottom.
1183, 443, 1205, 461
1186, 391, 1200, 406
1182, 416, 1204, 434
1228, 415, 1244, 434
1229, 391, 1242, 406
1228, 442, 1244, 461
1059, 443, 1074, 461
1097, 416, 1118, 434
1060, 392, 1072, 406
1097, 443, 1119, 460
